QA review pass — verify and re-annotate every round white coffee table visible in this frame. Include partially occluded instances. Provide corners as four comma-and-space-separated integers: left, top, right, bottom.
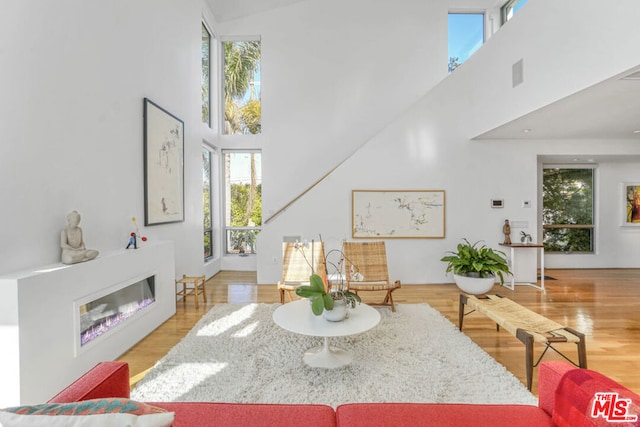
273, 299, 381, 368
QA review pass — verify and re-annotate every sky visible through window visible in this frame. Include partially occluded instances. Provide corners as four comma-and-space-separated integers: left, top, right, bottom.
448, 13, 484, 71
229, 152, 262, 185
513, 0, 528, 14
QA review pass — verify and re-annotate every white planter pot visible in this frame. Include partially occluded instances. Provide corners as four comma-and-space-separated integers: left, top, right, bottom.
322, 299, 348, 322
453, 274, 496, 295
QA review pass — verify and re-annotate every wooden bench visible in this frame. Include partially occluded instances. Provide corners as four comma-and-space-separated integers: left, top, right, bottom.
459, 294, 587, 390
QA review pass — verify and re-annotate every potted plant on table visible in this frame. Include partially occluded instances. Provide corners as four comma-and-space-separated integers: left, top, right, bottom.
294, 244, 361, 321
440, 238, 512, 295
296, 274, 361, 321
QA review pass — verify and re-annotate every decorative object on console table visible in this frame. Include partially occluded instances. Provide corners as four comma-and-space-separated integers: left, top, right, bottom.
143, 98, 184, 226
441, 238, 512, 295
520, 231, 532, 243
352, 190, 445, 238
126, 217, 148, 249
60, 210, 99, 264
503, 219, 512, 244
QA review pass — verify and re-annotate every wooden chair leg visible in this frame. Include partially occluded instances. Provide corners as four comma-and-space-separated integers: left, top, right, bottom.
201, 277, 207, 303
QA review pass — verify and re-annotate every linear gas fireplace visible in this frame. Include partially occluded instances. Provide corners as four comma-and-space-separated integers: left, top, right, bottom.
78, 275, 156, 349
0, 241, 175, 407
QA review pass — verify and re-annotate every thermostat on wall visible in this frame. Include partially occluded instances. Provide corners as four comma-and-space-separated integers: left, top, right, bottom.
491, 199, 504, 208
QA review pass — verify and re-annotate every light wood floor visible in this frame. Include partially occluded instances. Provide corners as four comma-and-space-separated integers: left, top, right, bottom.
117, 269, 640, 397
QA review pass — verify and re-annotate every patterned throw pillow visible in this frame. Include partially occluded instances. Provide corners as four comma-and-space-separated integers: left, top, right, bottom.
0, 398, 174, 427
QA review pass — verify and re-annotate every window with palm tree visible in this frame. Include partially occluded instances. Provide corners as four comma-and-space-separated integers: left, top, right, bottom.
223, 39, 261, 135
221, 39, 262, 255
202, 23, 212, 126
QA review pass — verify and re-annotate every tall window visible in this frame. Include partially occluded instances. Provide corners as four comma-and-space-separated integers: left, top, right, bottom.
224, 150, 262, 255
502, 0, 529, 24
202, 23, 212, 126
203, 147, 213, 261
543, 167, 595, 253
448, 13, 485, 73
222, 39, 261, 135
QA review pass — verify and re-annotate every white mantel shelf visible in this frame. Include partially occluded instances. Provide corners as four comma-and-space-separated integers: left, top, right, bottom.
0, 240, 176, 406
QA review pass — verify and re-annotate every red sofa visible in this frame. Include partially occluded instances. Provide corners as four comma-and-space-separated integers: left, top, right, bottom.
46, 361, 640, 426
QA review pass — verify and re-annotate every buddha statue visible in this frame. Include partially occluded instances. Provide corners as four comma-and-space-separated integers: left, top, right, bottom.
61, 210, 99, 264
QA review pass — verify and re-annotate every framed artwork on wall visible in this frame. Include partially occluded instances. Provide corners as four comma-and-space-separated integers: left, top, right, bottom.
623, 183, 640, 226
352, 190, 446, 238
143, 98, 184, 226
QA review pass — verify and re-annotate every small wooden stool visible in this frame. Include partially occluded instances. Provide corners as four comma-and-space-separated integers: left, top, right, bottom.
175, 275, 207, 308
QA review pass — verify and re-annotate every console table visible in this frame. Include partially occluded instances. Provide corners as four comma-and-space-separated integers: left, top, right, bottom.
0, 241, 176, 406
499, 243, 545, 290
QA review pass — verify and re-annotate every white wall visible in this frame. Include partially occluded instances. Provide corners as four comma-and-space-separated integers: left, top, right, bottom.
215, 0, 452, 214
0, 0, 205, 278
2, 0, 640, 286
221, 0, 640, 284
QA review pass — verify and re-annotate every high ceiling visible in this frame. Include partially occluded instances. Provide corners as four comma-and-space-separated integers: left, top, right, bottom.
206, 0, 640, 143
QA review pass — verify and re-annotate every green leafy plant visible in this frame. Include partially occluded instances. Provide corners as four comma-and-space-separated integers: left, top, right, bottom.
295, 273, 362, 316
293, 242, 362, 316
440, 239, 512, 284
520, 231, 532, 243
295, 274, 333, 315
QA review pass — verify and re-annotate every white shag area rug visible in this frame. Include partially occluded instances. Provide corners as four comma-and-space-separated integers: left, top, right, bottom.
131, 303, 537, 408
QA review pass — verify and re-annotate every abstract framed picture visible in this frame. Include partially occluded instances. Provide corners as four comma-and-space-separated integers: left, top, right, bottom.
143, 98, 184, 226
623, 183, 640, 226
352, 190, 446, 239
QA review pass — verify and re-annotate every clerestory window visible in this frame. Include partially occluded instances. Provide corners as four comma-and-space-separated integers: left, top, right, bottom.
448, 12, 485, 73
501, 0, 529, 24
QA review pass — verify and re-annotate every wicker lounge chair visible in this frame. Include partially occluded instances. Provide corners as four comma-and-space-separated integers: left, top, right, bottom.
277, 241, 326, 304
342, 241, 401, 311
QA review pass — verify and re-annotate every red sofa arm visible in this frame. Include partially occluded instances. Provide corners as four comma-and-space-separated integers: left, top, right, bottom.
48, 362, 131, 403
538, 361, 575, 416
